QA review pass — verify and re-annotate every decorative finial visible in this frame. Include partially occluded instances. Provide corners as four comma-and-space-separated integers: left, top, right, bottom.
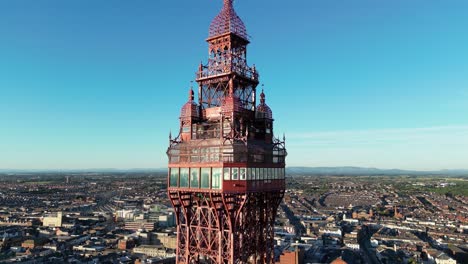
260, 84, 265, 105
224, 0, 234, 8
189, 81, 194, 101
169, 130, 172, 141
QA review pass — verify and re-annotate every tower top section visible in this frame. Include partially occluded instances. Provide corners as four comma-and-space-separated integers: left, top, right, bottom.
208, 0, 248, 40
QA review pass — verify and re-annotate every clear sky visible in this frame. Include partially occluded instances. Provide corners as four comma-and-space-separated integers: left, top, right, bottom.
1, 0, 467, 170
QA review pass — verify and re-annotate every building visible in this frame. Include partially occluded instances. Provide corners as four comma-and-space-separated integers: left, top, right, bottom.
21, 239, 37, 249
276, 247, 304, 264
124, 221, 156, 231
166, 0, 287, 263
133, 245, 175, 258
42, 212, 63, 227
343, 238, 360, 250
0, 219, 33, 227
157, 213, 175, 227
21, 238, 47, 249
153, 232, 177, 250
118, 239, 135, 250
434, 252, 457, 264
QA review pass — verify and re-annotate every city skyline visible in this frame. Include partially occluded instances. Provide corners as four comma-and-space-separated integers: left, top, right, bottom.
1, 0, 467, 170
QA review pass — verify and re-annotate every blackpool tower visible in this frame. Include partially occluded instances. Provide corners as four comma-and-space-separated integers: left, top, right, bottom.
167, 0, 287, 263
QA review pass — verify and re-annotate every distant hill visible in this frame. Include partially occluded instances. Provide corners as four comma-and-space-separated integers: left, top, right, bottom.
1, 167, 467, 176
286, 166, 468, 176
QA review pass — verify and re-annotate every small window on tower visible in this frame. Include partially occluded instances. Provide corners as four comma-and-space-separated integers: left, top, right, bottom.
247, 168, 252, 180
212, 168, 222, 189
201, 168, 211, 189
180, 168, 189, 188
223, 168, 230, 180
190, 168, 199, 188
232, 168, 239, 180
170, 168, 179, 187
240, 168, 246, 180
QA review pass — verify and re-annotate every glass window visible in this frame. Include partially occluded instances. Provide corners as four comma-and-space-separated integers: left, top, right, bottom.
232, 168, 238, 180
170, 168, 179, 187
212, 168, 222, 189
268, 168, 273, 180
201, 168, 211, 188
201, 148, 208, 162
255, 168, 260, 180
247, 168, 252, 180
180, 168, 189, 187
223, 168, 230, 180
190, 168, 199, 188
240, 168, 246, 180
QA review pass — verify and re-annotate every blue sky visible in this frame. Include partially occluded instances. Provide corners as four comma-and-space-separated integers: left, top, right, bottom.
1, 0, 467, 170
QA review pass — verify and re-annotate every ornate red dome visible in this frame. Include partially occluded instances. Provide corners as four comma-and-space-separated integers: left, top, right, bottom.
180, 88, 198, 119
256, 89, 272, 119
209, 0, 248, 40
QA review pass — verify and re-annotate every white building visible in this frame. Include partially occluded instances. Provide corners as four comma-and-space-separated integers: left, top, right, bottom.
43, 212, 62, 227
133, 245, 175, 258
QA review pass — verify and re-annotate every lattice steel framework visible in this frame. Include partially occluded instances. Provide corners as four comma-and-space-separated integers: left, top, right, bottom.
167, 1, 286, 263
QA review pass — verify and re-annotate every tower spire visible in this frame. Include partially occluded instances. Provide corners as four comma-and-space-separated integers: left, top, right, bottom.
209, 0, 247, 40
224, 0, 233, 8
260, 84, 266, 105
189, 81, 194, 101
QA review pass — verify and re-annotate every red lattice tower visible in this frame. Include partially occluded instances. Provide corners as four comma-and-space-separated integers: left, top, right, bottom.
167, 1, 286, 263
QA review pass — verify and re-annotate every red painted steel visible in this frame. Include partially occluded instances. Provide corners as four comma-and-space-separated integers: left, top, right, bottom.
167, 1, 286, 263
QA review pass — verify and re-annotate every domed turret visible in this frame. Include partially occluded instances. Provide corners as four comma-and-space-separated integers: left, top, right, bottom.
209, 0, 248, 40
256, 89, 272, 119
180, 87, 198, 120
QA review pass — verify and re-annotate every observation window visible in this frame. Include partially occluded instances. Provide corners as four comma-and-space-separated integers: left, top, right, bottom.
247, 168, 253, 180
223, 168, 230, 180
170, 168, 179, 187
190, 168, 199, 188
240, 168, 246, 180
232, 168, 239, 180
212, 168, 222, 189
180, 168, 189, 188
201, 168, 211, 188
